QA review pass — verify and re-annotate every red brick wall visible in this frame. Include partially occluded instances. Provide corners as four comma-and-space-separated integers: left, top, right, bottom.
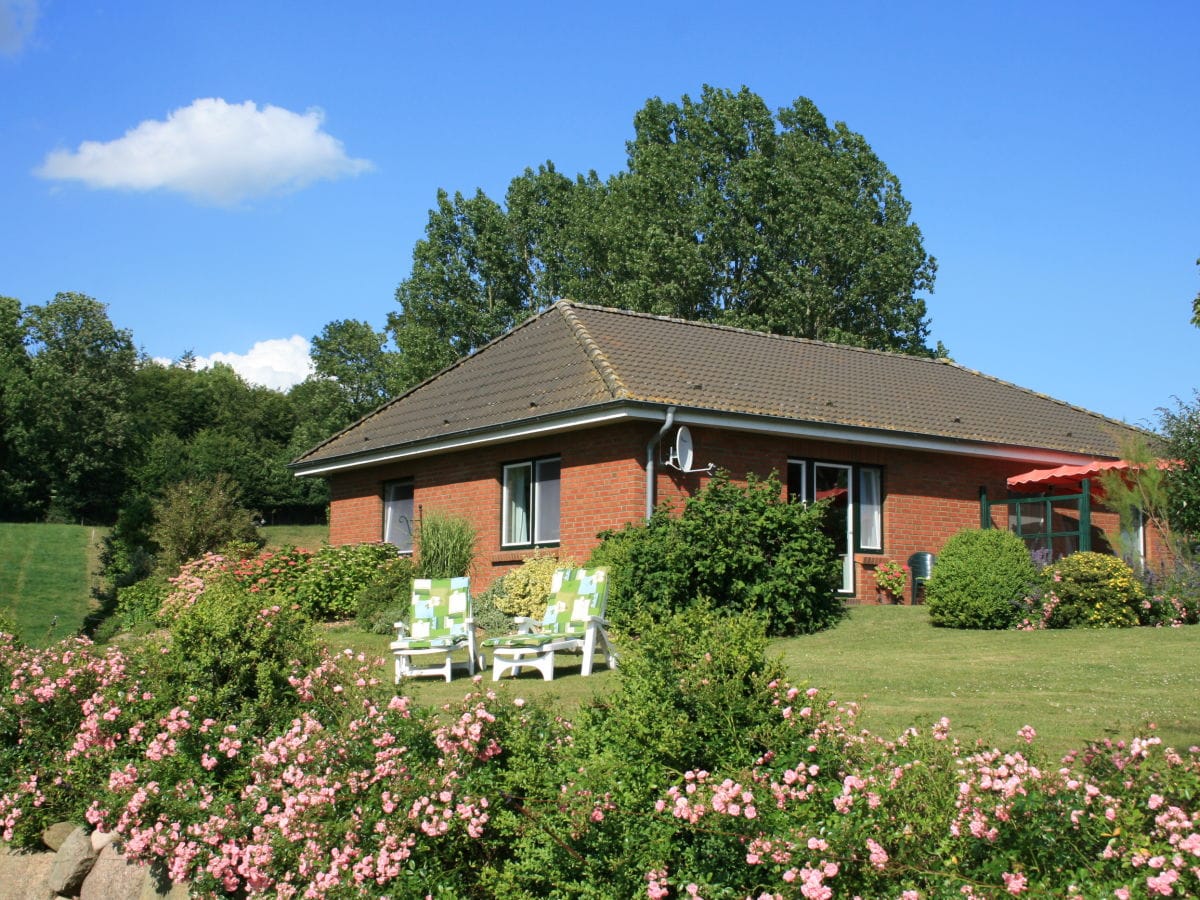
326, 421, 1140, 601
328, 423, 653, 592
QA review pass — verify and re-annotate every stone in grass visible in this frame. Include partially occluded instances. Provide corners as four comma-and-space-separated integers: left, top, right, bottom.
45, 826, 97, 896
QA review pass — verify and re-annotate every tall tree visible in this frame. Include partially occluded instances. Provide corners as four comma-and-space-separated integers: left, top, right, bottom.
382, 86, 937, 388
1191, 256, 1199, 328
310, 318, 404, 415
10, 293, 137, 521
0, 296, 38, 519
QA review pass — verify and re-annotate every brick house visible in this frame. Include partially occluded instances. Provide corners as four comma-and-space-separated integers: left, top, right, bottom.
291, 301, 1157, 604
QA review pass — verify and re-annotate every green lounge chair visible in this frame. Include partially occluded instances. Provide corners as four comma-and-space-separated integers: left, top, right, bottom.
390, 577, 483, 683
485, 567, 616, 681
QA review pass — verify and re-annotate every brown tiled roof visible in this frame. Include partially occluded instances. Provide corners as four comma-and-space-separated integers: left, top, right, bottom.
292, 301, 1141, 470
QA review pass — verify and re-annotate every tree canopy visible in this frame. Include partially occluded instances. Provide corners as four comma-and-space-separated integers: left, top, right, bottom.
385, 86, 938, 388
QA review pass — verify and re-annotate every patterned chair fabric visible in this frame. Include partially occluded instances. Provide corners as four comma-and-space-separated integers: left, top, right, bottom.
391, 577, 482, 683
485, 567, 616, 681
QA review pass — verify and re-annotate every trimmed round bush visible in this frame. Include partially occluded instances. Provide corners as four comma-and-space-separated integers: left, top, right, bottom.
1041, 551, 1144, 628
925, 528, 1037, 629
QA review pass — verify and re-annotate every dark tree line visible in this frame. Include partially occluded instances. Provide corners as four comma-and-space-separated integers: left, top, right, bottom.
0, 292, 351, 532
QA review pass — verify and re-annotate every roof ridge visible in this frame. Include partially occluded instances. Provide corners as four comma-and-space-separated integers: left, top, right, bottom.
556, 300, 627, 399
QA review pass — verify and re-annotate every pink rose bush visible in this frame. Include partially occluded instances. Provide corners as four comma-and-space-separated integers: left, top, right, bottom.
1, 599, 1198, 898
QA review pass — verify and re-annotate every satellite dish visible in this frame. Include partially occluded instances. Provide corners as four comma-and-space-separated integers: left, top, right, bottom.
673, 426, 694, 471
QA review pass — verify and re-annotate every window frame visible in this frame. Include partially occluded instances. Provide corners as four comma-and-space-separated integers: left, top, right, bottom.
787, 458, 886, 594
500, 455, 561, 549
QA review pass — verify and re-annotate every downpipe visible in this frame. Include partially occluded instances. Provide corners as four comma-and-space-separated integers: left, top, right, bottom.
645, 407, 676, 520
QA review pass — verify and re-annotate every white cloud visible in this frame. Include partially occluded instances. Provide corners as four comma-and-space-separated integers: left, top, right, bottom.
158, 335, 315, 392
35, 98, 373, 205
0, 0, 39, 56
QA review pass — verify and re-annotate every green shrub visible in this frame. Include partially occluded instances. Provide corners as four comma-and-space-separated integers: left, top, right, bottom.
1039, 551, 1144, 628
415, 511, 476, 578
157, 576, 318, 728
587, 472, 842, 636
577, 602, 789, 777
293, 542, 400, 620
925, 528, 1038, 629
113, 576, 168, 630
495, 555, 564, 617
470, 580, 519, 635
149, 474, 264, 572
355, 555, 415, 634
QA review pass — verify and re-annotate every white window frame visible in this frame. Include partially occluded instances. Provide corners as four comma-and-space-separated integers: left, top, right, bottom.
501, 457, 561, 548
788, 459, 885, 594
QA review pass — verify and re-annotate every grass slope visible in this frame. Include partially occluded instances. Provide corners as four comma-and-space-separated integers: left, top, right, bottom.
0, 523, 97, 645
259, 524, 329, 550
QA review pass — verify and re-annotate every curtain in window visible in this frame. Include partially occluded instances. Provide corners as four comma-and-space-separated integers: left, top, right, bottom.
504, 464, 531, 545
534, 459, 560, 543
859, 468, 882, 550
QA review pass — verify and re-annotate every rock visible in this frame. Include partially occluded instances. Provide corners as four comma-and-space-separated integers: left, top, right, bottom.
41, 823, 77, 853
90, 830, 116, 853
45, 827, 97, 896
0, 847, 58, 900
80, 844, 145, 900
139, 870, 191, 899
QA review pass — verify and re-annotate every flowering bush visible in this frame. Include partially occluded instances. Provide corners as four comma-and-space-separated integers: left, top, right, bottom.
1037, 551, 1144, 628
873, 559, 908, 596
2, 606, 1198, 899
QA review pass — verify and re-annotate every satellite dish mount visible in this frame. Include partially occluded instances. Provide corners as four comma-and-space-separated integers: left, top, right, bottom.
664, 425, 715, 475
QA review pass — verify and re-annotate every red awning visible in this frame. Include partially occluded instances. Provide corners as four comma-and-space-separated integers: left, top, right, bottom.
1007, 459, 1175, 493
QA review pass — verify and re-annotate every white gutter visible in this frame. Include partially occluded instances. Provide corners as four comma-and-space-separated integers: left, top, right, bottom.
294, 402, 1105, 478
645, 407, 676, 519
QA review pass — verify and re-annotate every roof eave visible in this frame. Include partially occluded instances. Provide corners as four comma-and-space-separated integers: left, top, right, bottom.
292, 400, 1110, 478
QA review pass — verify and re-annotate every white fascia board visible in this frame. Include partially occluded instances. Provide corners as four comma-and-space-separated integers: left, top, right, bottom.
667, 408, 1103, 467
294, 403, 1100, 478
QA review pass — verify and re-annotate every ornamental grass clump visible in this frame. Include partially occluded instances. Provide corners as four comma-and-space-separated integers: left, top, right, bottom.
414, 511, 476, 579
925, 527, 1039, 629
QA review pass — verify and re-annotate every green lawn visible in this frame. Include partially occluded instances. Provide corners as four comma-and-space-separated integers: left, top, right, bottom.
0, 523, 99, 645
322, 606, 1200, 760
259, 524, 329, 550
772, 605, 1200, 759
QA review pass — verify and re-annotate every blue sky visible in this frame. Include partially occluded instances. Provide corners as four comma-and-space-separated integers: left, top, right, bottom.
2, 1, 1197, 429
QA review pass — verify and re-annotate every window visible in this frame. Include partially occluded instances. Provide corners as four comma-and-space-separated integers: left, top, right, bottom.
788, 459, 884, 593
383, 479, 414, 553
502, 457, 560, 547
